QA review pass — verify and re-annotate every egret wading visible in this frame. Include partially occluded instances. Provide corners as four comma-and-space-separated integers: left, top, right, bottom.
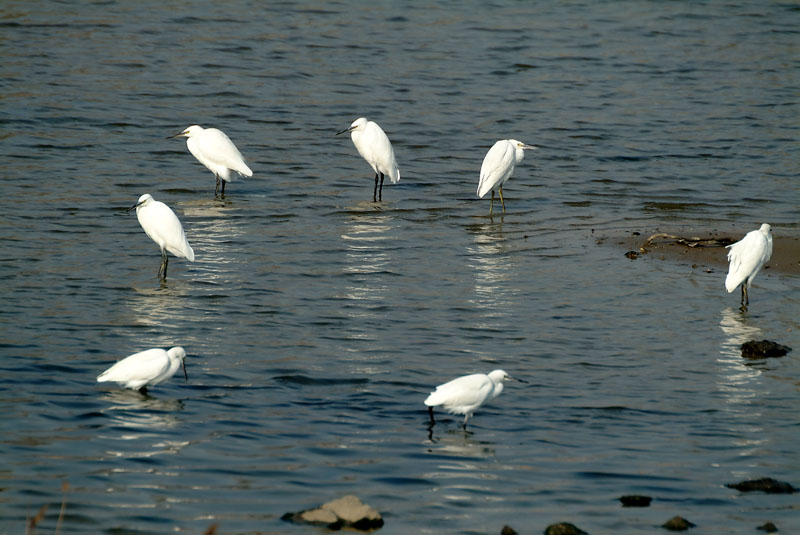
128, 194, 195, 280
97, 347, 188, 394
336, 117, 400, 202
168, 125, 252, 197
725, 223, 773, 310
477, 139, 536, 214
424, 369, 516, 431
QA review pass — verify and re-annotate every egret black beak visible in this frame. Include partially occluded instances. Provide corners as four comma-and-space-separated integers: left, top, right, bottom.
335, 126, 356, 136
126, 200, 144, 212
182, 358, 188, 382
166, 131, 185, 140
522, 144, 537, 151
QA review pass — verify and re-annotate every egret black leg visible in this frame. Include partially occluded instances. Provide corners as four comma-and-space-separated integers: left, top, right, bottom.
215, 175, 221, 197
428, 406, 436, 425
138, 386, 148, 395
221, 179, 226, 197
373, 173, 379, 202
379, 173, 385, 202
499, 186, 506, 213
158, 250, 168, 280
489, 190, 495, 215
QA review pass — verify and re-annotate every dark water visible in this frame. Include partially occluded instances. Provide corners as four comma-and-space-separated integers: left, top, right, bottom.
2, 1, 799, 533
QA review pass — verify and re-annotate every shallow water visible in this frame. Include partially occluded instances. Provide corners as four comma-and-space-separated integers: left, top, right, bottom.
1, 1, 799, 534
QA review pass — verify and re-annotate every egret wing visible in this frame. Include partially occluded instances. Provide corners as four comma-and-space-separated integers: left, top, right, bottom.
97, 348, 170, 388
196, 129, 252, 176
425, 373, 492, 410
143, 202, 194, 261
477, 141, 514, 198
725, 230, 767, 292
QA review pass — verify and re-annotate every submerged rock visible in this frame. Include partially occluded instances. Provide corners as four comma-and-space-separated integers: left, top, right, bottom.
501, 526, 518, 535
741, 340, 791, 360
757, 522, 778, 533
726, 477, 797, 494
544, 522, 587, 535
619, 494, 652, 507
662, 516, 695, 531
282, 494, 383, 530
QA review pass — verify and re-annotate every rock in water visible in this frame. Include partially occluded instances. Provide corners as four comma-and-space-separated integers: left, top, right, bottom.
662, 516, 695, 531
757, 522, 778, 533
501, 526, 518, 535
282, 495, 383, 530
619, 494, 652, 507
726, 477, 797, 494
741, 340, 791, 359
544, 523, 587, 535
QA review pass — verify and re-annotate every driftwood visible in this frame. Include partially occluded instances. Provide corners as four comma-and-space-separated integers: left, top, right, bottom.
641, 233, 734, 252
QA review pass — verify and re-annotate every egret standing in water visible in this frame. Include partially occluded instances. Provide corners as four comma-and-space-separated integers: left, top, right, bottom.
725, 223, 773, 310
336, 117, 400, 202
97, 347, 188, 394
477, 139, 536, 214
128, 194, 195, 280
168, 125, 252, 197
424, 369, 515, 431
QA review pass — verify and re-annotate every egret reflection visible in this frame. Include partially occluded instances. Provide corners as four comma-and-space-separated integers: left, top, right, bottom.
340, 213, 394, 314
717, 307, 765, 417
466, 222, 518, 319
100, 389, 184, 431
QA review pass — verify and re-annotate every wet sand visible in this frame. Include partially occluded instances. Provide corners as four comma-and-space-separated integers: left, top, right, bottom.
605, 230, 800, 275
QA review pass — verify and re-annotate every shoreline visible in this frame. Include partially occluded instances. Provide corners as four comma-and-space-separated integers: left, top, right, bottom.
608, 231, 800, 275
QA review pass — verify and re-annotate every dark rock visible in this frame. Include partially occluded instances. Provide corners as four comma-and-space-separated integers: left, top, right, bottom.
757, 522, 778, 533
624, 250, 639, 259
282, 495, 383, 530
544, 522, 587, 535
501, 526, 518, 535
726, 478, 797, 494
741, 340, 791, 360
619, 494, 652, 507
662, 516, 695, 531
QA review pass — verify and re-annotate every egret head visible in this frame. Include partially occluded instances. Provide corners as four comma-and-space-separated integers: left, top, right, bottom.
127, 193, 154, 212
167, 125, 204, 139
509, 140, 536, 151
336, 117, 368, 136
760, 223, 771, 234
169, 347, 188, 381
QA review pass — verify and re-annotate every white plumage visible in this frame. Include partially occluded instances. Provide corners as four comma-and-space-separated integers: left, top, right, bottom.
337, 117, 400, 202
477, 139, 536, 214
170, 125, 252, 197
725, 223, 773, 309
97, 347, 187, 392
424, 369, 511, 430
129, 193, 194, 280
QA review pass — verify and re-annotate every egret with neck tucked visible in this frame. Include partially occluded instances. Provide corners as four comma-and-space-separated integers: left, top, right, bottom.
336, 117, 400, 202
97, 347, 188, 394
477, 139, 536, 214
128, 194, 194, 281
424, 369, 515, 431
168, 125, 252, 197
725, 223, 773, 310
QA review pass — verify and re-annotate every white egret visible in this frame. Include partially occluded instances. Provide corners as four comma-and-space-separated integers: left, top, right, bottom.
128, 194, 195, 280
477, 139, 536, 214
97, 347, 188, 393
168, 125, 252, 197
336, 117, 400, 202
725, 223, 773, 310
424, 369, 515, 431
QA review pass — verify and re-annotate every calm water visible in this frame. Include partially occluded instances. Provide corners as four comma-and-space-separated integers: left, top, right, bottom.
2, 1, 799, 534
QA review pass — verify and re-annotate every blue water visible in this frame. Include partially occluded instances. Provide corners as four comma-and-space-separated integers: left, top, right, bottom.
1, 1, 799, 534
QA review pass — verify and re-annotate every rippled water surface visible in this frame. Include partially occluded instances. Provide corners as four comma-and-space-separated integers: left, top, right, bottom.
2, 1, 799, 534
